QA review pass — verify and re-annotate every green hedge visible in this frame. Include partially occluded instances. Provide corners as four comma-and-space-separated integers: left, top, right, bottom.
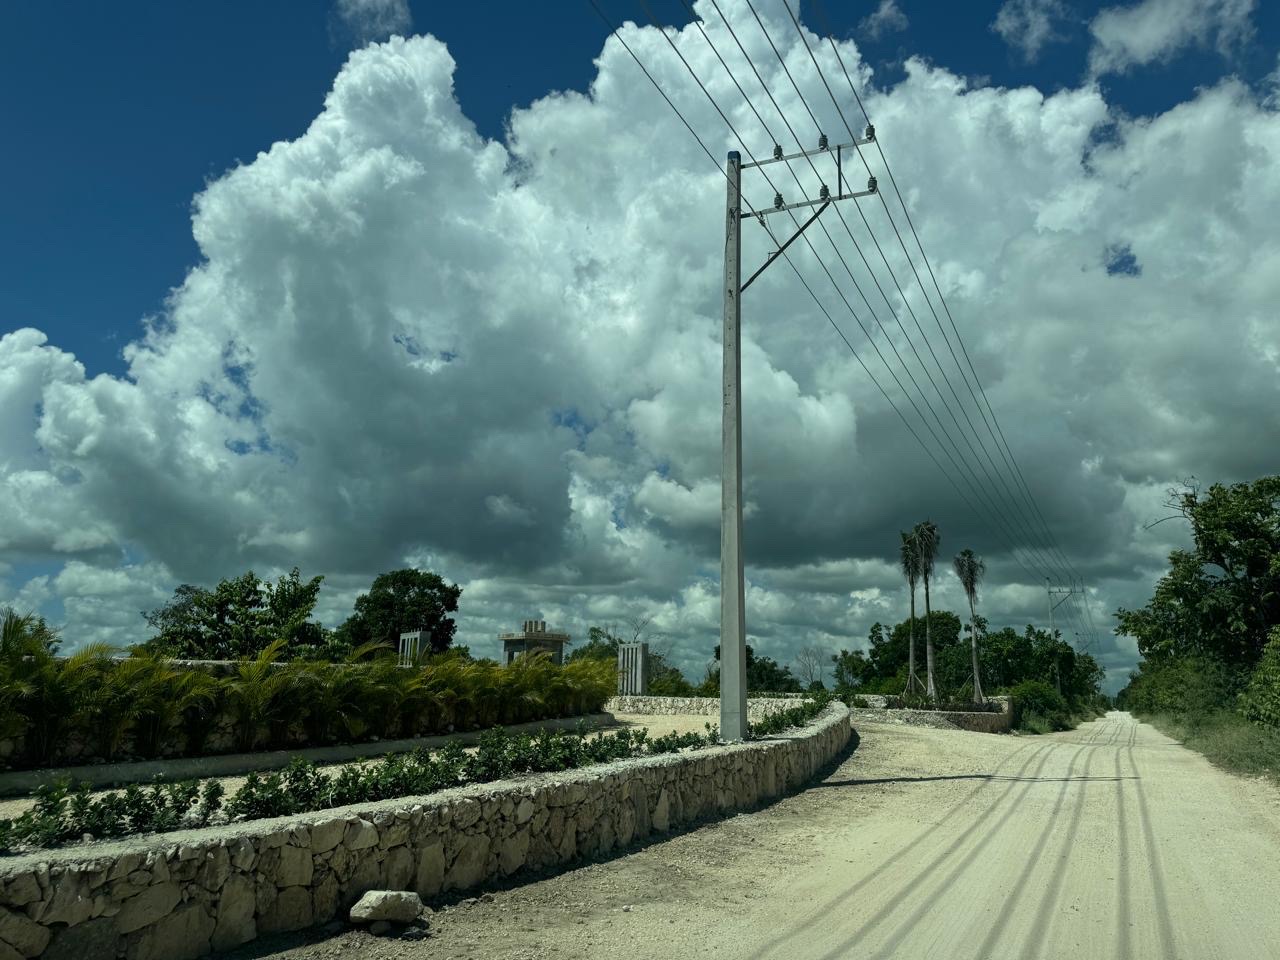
0, 624, 616, 769
0, 720, 721, 854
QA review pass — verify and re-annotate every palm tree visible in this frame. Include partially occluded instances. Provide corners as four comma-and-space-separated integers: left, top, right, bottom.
130, 655, 218, 758
914, 520, 941, 699
1, 608, 109, 764
898, 531, 924, 695
224, 639, 308, 751
953, 549, 986, 704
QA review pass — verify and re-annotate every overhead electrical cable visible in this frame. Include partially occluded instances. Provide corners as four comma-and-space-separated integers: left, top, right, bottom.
673, 0, 1070, 584
736, 0, 1074, 583
768, 0, 1079, 585
602, 0, 1070, 587
805, 0, 1084, 585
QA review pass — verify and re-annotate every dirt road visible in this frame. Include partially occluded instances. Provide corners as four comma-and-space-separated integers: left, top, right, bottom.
241, 711, 1280, 960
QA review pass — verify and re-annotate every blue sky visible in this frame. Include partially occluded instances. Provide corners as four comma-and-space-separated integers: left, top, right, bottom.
4, 0, 1277, 384
2, 1, 1279, 687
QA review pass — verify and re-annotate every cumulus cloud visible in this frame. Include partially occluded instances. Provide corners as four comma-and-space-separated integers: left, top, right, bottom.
859, 0, 909, 40
992, 0, 1071, 62
3, 0, 1279, 689
1088, 0, 1255, 76
333, 0, 412, 45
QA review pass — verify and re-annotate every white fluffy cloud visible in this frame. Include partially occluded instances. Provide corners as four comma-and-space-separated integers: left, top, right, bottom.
1088, 0, 1255, 76
992, 0, 1070, 62
3, 0, 1280, 691
859, 1, 909, 40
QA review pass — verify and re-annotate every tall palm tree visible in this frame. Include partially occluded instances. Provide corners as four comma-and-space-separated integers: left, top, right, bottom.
898, 531, 924, 694
914, 520, 941, 699
953, 549, 986, 704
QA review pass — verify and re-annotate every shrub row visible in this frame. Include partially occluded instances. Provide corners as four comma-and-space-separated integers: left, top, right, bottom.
748, 694, 831, 736
0, 632, 615, 769
0, 719, 722, 855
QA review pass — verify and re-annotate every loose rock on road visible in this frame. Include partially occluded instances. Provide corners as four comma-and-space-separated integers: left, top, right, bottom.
240, 711, 1280, 959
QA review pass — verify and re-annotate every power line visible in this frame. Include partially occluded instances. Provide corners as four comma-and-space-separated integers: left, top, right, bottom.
590, 0, 1063, 586
681, 0, 1072, 585
805, 0, 1084, 585
746, 0, 1075, 584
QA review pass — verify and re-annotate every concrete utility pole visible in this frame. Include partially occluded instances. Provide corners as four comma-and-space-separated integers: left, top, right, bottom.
720, 151, 748, 743
718, 132, 877, 741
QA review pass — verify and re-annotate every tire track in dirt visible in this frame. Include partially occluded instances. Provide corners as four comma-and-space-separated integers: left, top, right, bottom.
1018, 743, 1098, 955
746, 740, 1051, 960
970, 745, 1089, 959
1114, 741, 1133, 959
1127, 738, 1178, 958
816, 745, 1063, 960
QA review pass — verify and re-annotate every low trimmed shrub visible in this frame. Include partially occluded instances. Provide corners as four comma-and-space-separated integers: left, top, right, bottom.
748, 694, 830, 737
0, 720, 722, 855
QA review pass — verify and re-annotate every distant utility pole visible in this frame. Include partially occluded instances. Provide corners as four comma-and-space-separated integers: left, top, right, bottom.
1045, 580, 1081, 646
720, 132, 877, 742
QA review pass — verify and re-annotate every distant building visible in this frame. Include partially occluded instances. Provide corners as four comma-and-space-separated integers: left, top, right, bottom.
499, 619, 570, 665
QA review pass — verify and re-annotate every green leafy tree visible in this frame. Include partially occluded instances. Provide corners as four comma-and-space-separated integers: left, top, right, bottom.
1117, 477, 1280, 670
899, 531, 924, 695
953, 549, 986, 703
831, 648, 873, 690
1240, 628, 1280, 727
700, 645, 802, 695
566, 626, 621, 663
337, 569, 461, 654
143, 568, 326, 660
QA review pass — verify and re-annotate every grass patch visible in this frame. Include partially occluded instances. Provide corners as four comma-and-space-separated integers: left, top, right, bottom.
1139, 710, 1280, 782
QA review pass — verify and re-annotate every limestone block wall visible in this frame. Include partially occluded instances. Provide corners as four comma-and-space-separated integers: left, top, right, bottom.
604, 695, 809, 719
0, 705, 850, 959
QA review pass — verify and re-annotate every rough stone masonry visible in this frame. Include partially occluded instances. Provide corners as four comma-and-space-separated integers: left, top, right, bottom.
0, 704, 851, 959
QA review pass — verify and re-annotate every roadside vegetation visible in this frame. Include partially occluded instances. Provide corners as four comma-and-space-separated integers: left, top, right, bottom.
0, 605, 614, 770
0, 720, 720, 855
0, 691, 840, 854
1118, 476, 1280, 780
829, 521, 1107, 732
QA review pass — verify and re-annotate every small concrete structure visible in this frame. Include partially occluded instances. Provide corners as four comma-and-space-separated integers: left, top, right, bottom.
617, 641, 649, 695
499, 620, 570, 666
398, 630, 426, 665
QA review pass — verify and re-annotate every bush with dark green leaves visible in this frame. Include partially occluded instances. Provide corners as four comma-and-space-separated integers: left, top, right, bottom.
0, 777, 223, 852
1009, 680, 1070, 732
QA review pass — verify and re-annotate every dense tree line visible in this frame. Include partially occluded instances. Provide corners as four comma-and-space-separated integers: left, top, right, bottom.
1118, 477, 1280, 731
831, 613, 1103, 715
141, 567, 461, 661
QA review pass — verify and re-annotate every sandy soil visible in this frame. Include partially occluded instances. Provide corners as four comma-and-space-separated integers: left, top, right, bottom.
0, 713, 710, 821
231, 711, 1280, 960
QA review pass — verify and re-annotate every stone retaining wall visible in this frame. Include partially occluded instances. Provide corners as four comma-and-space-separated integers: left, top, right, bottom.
605, 695, 809, 718
851, 704, 1012, 734
0, 705, 850, 959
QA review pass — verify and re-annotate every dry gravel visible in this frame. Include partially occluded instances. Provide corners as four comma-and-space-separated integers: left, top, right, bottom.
229, 711, 1280, 960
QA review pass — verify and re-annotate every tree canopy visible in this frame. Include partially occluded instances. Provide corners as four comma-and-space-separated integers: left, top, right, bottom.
142, 568, 325, 660
1117, 477, 1280, 670
335, 569, 461, 655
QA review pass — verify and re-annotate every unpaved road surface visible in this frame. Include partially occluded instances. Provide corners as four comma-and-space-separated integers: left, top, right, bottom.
237, 711, 1280, 960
